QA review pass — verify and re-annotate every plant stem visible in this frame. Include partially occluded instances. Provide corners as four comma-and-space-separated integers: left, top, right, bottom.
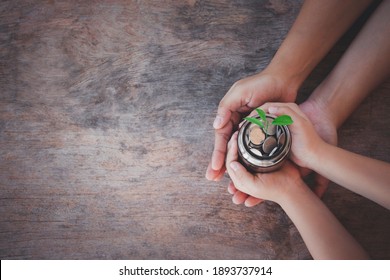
265, 117, 269, 138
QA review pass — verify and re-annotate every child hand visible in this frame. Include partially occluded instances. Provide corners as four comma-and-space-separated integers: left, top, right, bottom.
262, 102, 325, 169
226, 132, 303, 204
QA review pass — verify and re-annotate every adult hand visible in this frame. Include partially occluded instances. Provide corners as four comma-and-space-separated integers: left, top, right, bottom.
206, 72, 297, 181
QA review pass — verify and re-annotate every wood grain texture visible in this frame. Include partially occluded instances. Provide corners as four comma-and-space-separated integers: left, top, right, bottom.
0, 0, 389, 259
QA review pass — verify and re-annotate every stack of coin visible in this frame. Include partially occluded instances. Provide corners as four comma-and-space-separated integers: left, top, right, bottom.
247, 119, 283, 158
249, 126, 265, 145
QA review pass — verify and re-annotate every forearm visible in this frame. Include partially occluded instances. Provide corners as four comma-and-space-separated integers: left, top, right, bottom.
279, 181, 368, 259
310, 142, 390, 209
265, 0, 373, 91
308, 0, 390, 128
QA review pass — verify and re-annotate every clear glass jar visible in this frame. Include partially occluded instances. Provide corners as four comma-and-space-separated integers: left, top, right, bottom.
237, 115, 291, 173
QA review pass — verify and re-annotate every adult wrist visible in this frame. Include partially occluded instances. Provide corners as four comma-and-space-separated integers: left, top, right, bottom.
259, 65, 300, 102
264, 47, 312, 94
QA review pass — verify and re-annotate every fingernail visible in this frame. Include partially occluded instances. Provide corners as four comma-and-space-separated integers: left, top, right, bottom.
232, 196, 240, 205
213, 115, 223, 129
230, 162, 239, 172
268, 107, 278, 114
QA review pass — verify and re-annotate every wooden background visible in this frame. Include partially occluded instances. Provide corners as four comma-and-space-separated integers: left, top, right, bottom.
0, 0, 389, 259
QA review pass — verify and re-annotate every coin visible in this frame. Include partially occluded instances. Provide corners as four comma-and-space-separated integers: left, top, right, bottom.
249, 126, 265, 145
278, 132, 286, 146
276, 126, 282, 137
264, 118, 276, 135
250, 148, 263, 157
269, 146, 279, 157
262, 136, 277, 154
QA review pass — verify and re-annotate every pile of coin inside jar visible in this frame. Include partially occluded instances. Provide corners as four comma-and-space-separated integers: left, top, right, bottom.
247, 118, 286, 157
237, 115, 291, 173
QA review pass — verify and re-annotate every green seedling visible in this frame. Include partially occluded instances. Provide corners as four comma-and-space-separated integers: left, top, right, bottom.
244, 108, 293, 137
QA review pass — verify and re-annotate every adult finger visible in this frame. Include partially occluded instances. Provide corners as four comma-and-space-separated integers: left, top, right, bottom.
313, 173, 329, 198
232, 191, 249, 205
244, 196, 264, 207
205, 162, 226, 181
213, 82, 255, 130
299, 166, 312, 177
211, 112, 241, 170
298, 167, 329, 199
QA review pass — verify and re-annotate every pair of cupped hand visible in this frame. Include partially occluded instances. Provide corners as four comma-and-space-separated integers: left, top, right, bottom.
206, 74, 337, 207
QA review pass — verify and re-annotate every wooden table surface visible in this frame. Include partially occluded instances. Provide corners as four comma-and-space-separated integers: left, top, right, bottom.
1, 0, 389, 259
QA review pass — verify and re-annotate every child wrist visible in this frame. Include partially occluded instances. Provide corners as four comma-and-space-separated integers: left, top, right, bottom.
305, 142, 327, 171
277, 179, 310, 208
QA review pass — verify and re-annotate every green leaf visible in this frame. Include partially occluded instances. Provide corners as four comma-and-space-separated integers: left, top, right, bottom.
255, 108, 267, 123
244, 117, 264, 129
272, 115, 293, 126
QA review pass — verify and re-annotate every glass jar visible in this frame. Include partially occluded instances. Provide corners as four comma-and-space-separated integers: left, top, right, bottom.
237, 114, 291, 173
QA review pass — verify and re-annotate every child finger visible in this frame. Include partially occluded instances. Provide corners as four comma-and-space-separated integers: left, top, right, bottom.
262, 102, 308, 120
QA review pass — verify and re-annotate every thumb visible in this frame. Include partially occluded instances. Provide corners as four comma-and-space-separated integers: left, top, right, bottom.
213, 106, 232, 129
228, 161, 257, 197
226, 132, 258, 197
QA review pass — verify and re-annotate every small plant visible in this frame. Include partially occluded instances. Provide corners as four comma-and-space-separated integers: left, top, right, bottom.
244, 108, 293, 137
